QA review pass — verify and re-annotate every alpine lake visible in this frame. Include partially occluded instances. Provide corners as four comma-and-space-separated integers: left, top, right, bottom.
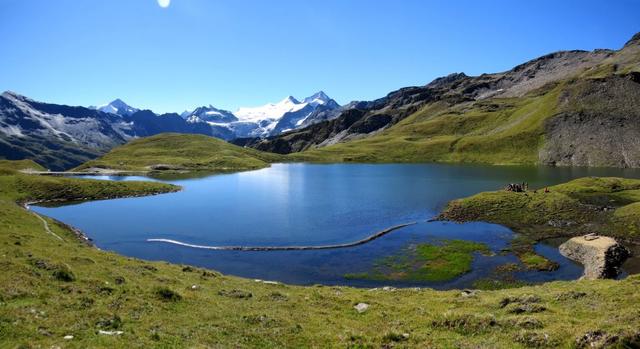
32, 163, 640, 289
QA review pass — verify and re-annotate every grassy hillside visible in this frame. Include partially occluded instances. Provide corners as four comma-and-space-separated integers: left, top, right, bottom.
0, 159, 46, 173
75, 133, 284, 173
1, 162, 640, 347
286, 40, 640, 167
289, 85, 560, 165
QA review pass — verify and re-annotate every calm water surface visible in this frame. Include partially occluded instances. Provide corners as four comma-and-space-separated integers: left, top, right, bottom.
33, 163, 640, 288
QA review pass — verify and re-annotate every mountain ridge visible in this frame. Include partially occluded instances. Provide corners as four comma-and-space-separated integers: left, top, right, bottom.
2, 31, 640, 170
0, 91, 340, 170
240, 31, 640, 168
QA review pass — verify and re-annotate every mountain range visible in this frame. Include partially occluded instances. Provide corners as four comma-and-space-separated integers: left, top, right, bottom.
0, 91, 340, 170
1, 31, 640, 171
238, 32, 640, 168
183, 91, 341, 138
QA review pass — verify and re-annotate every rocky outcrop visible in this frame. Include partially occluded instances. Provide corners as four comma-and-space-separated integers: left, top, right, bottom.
559, 234, 630, 279
540, 74, 640, 167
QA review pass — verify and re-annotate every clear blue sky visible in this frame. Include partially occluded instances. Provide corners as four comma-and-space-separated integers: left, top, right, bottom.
1, 0, 638, 113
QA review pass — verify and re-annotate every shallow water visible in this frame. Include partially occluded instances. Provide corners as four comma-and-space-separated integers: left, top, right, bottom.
32, 163, 640, 288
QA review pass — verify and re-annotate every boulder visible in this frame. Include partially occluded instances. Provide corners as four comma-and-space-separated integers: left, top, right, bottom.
559, 234, 630, 279
354, 303, 369, 313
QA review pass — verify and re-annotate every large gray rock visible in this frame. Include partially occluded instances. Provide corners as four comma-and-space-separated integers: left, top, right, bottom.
559, 234, 630, 279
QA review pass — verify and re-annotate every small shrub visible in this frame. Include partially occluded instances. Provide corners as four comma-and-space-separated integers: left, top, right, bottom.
506, 304, 547, 315
500, 294, 541, 308
52, 265, 75, 282
268, 292, 288, 301
514, 331, 554, 347
96, 315, 122, 330
242, 314, 277, 327
154, 287, 182, 302
512, 317, 544, 329
141, 265, 158, 272
201, 270, 220, 278
218, 289, 252, 299
554, 291, 587, 301
382, 332, 408, 343
29, 258, 52, 270
97, 286, 115, 295
77, 296, 95, 309
431, 313, 500, 334
575, 330, 621, 348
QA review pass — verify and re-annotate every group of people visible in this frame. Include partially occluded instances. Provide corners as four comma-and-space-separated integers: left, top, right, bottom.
504, 182, 550, 193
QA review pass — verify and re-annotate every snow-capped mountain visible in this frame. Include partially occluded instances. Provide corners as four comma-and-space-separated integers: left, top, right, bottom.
182, 92, 341, 138
271, 91, 341, 135
181, 105, 238, 124
93, 98, 139, 117
0, 90, 340, 170
235, 96, 306, 122
303, 91, 340, 108
0, 92, 229, 170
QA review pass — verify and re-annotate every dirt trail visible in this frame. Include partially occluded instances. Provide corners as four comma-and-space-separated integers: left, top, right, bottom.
29, 209, 64, 241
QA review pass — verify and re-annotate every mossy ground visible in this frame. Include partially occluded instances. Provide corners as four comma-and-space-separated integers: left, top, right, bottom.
1, 163, 640, 347
346, 240, 490, 282
75, 133, 284, 173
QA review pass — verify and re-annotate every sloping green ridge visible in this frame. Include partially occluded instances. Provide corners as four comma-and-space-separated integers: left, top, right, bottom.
75, 133, 284, 172
1, 163, 640, 347
289, 84, 561, 164
288, 43, 640, 165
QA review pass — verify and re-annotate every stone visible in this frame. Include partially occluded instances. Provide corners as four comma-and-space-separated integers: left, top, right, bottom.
354, 303, 369, 313
63, 335, 74, 340
559, 235, 630, 279
461, 289, 477, 297
98, 330, 124, 336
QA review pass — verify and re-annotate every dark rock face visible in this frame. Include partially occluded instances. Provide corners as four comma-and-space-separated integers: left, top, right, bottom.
540, 75, 640, 167
183, 106, 238, 123
125, 110, 218, 138
0, 92, 127, 170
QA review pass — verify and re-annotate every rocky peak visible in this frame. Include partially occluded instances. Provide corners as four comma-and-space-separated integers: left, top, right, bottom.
624, 32, 640, 47
426, 72, 469, 89
1, 90, 28, 101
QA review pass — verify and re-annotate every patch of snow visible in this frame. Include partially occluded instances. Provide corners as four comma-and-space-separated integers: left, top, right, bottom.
235, 96, 308, 122
0, 124, 24, 137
